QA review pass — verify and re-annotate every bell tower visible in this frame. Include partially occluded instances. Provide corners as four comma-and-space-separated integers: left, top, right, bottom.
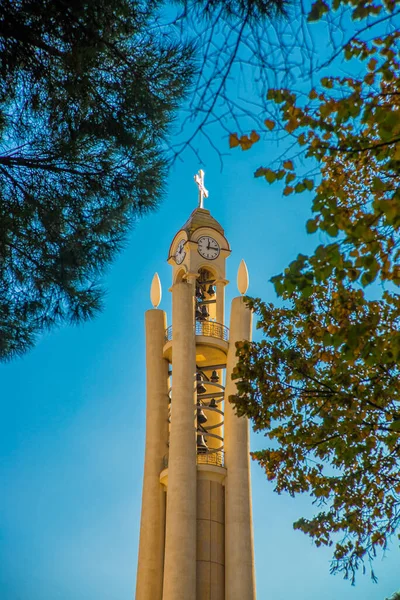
135, 171, 256, 600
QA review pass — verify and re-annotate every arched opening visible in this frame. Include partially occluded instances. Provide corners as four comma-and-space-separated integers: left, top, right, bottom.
195, 267, 217, 322
174, 267, 186, 284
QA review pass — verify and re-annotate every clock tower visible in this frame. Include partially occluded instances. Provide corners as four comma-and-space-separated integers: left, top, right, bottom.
135, 171, 256, 600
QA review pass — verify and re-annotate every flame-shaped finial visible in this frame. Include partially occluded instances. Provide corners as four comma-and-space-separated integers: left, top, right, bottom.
150, 273, 162, 308
237, 259, 249, 295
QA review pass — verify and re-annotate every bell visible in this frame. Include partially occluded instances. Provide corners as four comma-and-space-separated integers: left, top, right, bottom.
197, 382, 207, 395
195, 306, 203, 320
197, 372, 207, 395
209, 398, 217, 408
196, 434, 208, 453
197, 406, 208, 424
210, 370, 219, 382
207, 284, 215, 296
196, 285, 205, 300
201, 304, 209, 319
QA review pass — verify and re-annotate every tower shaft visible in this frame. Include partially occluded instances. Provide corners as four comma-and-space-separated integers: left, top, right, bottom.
137, 200, 256, 599
224, 297, 255, 600
162, 280, 197, 599
136, 309, 169, 600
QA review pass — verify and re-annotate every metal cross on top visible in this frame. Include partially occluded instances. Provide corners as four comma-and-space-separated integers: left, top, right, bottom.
194, 169, 209, 209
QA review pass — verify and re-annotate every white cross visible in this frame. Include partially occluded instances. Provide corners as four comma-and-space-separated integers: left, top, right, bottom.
194, 169, 209, 209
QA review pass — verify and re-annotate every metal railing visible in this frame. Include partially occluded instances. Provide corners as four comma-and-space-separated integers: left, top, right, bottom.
196, 450, 225, 468
165, 325, 173, 342
196, 320, 229, 341
163, 450, 225, 470
164, 321, 229, 343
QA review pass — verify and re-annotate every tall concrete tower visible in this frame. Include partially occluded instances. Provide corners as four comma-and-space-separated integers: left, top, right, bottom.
136, 171, 256, 600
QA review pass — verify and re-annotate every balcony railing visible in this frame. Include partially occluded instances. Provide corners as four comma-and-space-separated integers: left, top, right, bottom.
196, 320, 229, 341
163, 450, 224, 470
165, 321, 229, 343
196, 450, 225, 468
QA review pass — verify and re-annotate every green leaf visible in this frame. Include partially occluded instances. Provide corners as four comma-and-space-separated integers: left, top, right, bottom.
306, 219, 318, 233
286, 172, 296, 184
265, 169, 277, 183
283, 160, 294, 170
308, 0, 329, 22
321, 77, 333, 89
254, 167, 267, 178
389, 419, 400, 432
304, 179, 314, 191
326, 223, 339, 237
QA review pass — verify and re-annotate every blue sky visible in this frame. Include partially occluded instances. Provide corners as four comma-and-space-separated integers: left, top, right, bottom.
1, 141, 399, 599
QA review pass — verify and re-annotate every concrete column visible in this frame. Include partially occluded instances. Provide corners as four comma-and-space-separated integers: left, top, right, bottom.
162, 281, 197, 600
215, 281, 225, 325
224, 296, 255, 600
197, 474, 225, 600
136, 309, 169, 600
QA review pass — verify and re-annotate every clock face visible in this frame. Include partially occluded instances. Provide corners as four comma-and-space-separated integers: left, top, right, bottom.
197, 236, 220, 260
175, 239, 186, 265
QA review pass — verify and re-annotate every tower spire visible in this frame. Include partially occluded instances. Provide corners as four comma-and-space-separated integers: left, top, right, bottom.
194, 168, 208, 208
237, 259, 249, 295
150, 272, 162, 308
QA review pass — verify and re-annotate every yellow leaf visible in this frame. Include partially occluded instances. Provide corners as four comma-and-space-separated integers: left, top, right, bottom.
364, 73, 374, 85
240, 135, 252, 151
285, 118, 298, 133
250, 130, 260, 143
283, 186, 293, 196
229, 133, 240, 148
264, 119, 275, 131
283, 160, 294, 170
298, 133, 307, 145
309, 89, 318, 100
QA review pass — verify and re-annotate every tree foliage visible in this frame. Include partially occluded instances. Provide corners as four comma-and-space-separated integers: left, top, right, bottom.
0, 0, 194, 360
0, 0, 288, 361
167, 0, 288, 162
230, 0, 400, 583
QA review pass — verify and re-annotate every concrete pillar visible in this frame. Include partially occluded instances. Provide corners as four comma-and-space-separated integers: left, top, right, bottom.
215, 281, 225, 325
162, 281, 197, 600
224, 296, 255, 600
196, 474, 225, 600
136, 309, 169, 600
